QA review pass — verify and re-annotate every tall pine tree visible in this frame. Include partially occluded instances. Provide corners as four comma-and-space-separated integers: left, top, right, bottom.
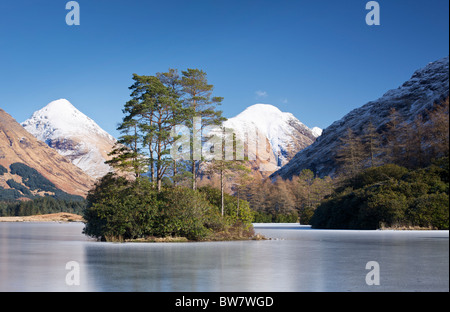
181, 69, 226, 190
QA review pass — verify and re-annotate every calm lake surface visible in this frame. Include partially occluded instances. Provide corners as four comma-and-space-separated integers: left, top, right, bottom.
0, 222, 448, 292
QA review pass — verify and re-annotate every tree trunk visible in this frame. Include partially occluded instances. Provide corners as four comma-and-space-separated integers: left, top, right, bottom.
149, 145, 155, 183
221, 166, 224, 216
173, 160, 177, 186
192, 160, 197, 190
237, 188, 240, 217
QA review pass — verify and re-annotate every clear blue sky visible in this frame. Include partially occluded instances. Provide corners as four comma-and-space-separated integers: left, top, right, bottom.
0, 0, 448, 138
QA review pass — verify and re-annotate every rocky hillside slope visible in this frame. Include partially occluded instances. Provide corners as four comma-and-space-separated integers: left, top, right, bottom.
272, 56, 449, 179
0, 108, 94, 198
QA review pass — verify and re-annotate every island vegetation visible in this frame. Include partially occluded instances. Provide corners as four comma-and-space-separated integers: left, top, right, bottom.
83, 68, 258, 242
83, 174, 256, 242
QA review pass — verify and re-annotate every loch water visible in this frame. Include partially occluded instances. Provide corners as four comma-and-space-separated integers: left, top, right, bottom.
0, 222, 448, 292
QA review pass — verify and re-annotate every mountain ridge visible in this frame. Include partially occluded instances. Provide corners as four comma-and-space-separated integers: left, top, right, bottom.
0, 108, 94, 198
224, 103, 321, 170
272, 56, 449, 179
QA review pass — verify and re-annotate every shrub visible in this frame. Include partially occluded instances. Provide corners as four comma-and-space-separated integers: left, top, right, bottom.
351, 164, 409, 189
83, 174, 159, 241
408, 193, 449, 229
198, 186, 254, 227
311, 160, 449, 230
155, 187, 214, 241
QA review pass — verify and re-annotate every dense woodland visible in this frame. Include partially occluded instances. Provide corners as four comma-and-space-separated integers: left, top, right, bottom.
0, 162, 85, 216
0, 197, 86, 217
240, 170, 333, 223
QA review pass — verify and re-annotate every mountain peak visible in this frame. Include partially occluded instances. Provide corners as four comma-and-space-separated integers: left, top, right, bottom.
22, 99, 114, 142
224, 103, 318, 168
236, 104, 293, 123
242, 103, 283, 114
22, 99, 116, 179
44, 98, 76, 110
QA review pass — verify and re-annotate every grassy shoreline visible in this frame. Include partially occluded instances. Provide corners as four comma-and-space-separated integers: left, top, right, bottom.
125, 233, 268, 243
0, 212, 84, 223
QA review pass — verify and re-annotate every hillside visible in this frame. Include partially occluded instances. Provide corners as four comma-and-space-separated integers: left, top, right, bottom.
0, 108, 94, 198
272, 56, 449, 179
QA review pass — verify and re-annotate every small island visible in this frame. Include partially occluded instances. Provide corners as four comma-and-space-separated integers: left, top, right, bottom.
83, 173, 262, 242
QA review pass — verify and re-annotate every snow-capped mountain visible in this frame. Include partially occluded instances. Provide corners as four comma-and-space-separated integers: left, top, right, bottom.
223, 104, 320, 171
22, 99, 116, 179
272, 56, 449, 179
0, 108, 94, 197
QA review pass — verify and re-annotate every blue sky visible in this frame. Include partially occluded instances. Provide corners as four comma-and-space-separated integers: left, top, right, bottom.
0, 0, 448, 138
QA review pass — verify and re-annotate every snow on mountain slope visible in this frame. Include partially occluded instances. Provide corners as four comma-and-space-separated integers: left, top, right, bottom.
224, 104, 319, 168
22, 99, 116, 179
311, 127, 323, 138
272, 56, 449, 179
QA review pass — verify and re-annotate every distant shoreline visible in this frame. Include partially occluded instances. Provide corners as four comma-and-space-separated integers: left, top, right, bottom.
0, 213, 84, 223
0, 215, 446, 232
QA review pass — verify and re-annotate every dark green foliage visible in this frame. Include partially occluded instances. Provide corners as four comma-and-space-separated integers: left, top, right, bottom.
351, 164, 409, 189
155, 187, 213, 240
9, 163, 56, 192
0, 197, 86, 217
6, 179, 33, 197
311, 159, 449, 230
198, 186, 254, 226
252, 211, 298, 223
5, 163, 84, 202
408, 193, 449, 230
0, 164, 7, 175
83, 174, 254, 242
84, 174, 160, 241
0, 186, 23, 201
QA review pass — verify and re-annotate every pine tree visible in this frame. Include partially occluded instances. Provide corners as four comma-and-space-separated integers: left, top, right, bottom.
180, 69, 226, 190
129, 73, 185, 191
157, 69, 185, 184
363, 121, 383, 168
204, 127, 250, 216
426, 97, 449, 159
109, 73, 186, 191
336, 128, 365, 177
384, 108, 407, 166
266, 179, 296, 217
107, 116, 147, 178
405, 114, 427, 168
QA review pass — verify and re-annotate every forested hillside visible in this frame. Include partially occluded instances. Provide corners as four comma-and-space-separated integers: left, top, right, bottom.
311, 98, 449, 229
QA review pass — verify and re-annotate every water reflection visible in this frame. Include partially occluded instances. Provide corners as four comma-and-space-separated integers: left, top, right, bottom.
0, 223, 448, 292
0, 223, 92, 292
